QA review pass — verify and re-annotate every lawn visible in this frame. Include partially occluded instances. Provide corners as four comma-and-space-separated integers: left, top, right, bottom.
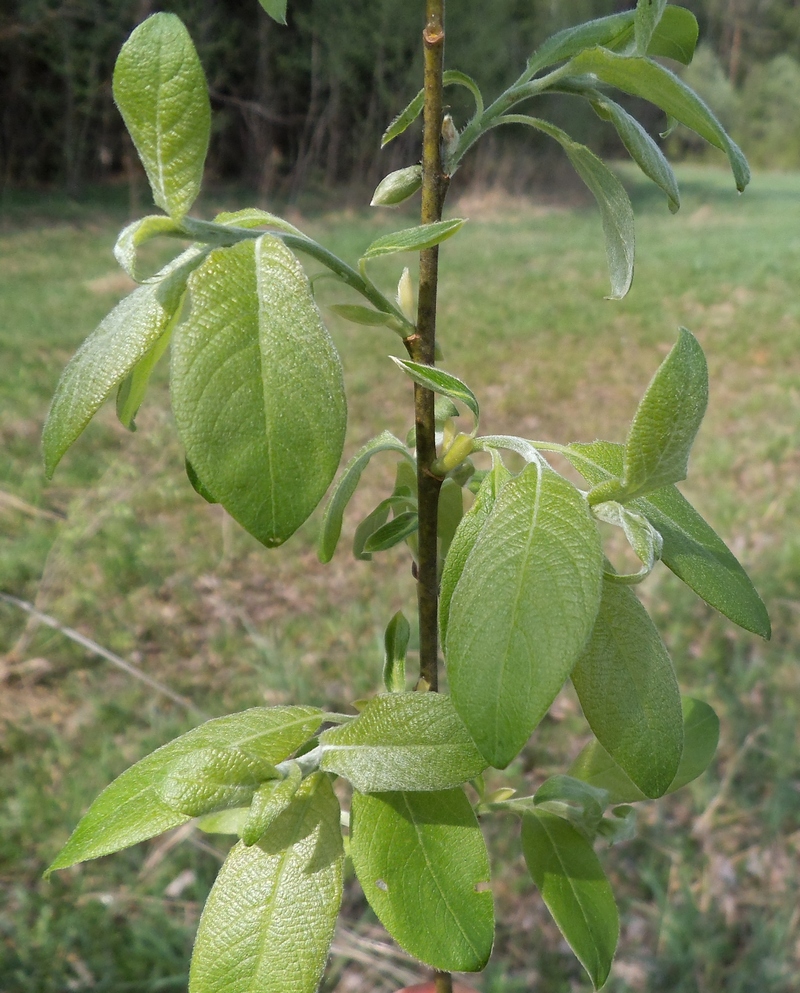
1, 165, 798, 992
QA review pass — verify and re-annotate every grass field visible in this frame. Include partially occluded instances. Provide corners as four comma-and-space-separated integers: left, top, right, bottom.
1, 165, 799, 992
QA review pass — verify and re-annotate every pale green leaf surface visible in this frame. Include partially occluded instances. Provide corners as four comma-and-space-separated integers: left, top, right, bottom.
350, 788, 493, 972
593, 500, 663, 583
257, 0, 287, 25
391, 358, 480, 424
189, 773, 343, 993
47, 707, 323, 874
362, 219, 465, 261
383, 611, 410, 693
116, 326, 173, 431
567, 48, 749, 190
197, 808, 249, 836
370, 165, 423, 207
534, 775, 608, 837
437, 476, 464, 563
328, 304, 394, 326
114, 215, 187, 280
497, 116, 634, 299
645, 6, 699, 64
43, 248, 203, 477
566, 440, 769, 637
522, 810, 618, 990
634, 0, 668, 55
446, 463, 603, 769
171, 236, 346, 547
352, 499, 393, 561
320, 693, 487, 792
572, 582, 683, 798
113, 13, 211, 218
381, 89, 424, 147
242, 763, 303, 846
212, 208, 303, 235
362, 511, 419, 553
318, 431, 412, 563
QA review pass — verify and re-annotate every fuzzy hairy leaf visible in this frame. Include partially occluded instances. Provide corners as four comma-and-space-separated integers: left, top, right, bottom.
392, 358, 480, 425
362, 511, 419, 553
362, 219, 465, 261
446, 462, 603, 769
116, 326, 173, 431
113, 13, 211, 218
114, 215, 188, 280
320, 692, 486, 792
189, 773, 343, 993
522, 810, 619, 989
572, 582, 683, 798
46, 707, 323, 874
171, 236, 346, 547
634, 0, 668, 55
350, 788, 493, 972
383, 611, 410, 693
381, 89, 425, 147
43, 249, 204, 477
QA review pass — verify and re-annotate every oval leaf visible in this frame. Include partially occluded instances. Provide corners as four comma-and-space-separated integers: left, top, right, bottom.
391, 358, 480, 425
350, 788, 494, 972
371, 165, 423, 207
362, 510, 419, 553
171, 236, 347, 547
522, 810, 619, 990
572, 582, 683, 798
320, 692, 487, 792
113, 13, 211, 219
446, 462, 603, 769
362, 219, 465, 261
46, 707, 323, 874
383, 611, 410, 693
189, 773, 343, 993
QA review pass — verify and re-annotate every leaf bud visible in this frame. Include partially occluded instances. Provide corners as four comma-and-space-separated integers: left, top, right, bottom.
431, 432, 474, 476
397, 267, 416, 322
370, 165, 423, 207
442, 114, 459, 159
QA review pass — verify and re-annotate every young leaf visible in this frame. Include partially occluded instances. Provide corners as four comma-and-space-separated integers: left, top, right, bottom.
439, 454, 511, 646
371, 165, 423, 207
564, 439, 770, 636
257, 0, 287, 26
634, 0, 668, 56
196, 807, 249, 836
171, 236, 347, 548
186, 459, 219, 504
446, 462, 603, 769
320, 693, 486, 793
477, 434, 548, 466
391, 358, 480, 425
566, 48, 750, 191
43, 248, 204, 477
592, 500, 663, 584
352, 498, 393, 561
46, 707, 323, 874
318, 431, 412, 563
362, 219, 465, 261
115, 325, 173, 431
213, 207, 303, 235
189, 773, 343, 993
591, 96, 680, 213
114, 215, 188, 280
437, 476, 464, 563
382, 89, 425, 147
350, 788, 494, 972
572, 581, 683, 799
522, 810, 619, 990
498, 116, 634, 299
570, 697, 719, 802
534, 775, 609, 838
645, 6, 699, 64
362, 511, 419, 553
113, 13, 211, 219
328, 304, 394, 327
241, 762, 303, 846
383, 611, 410, 693
319, 692, 487, 792
443, 69, 484, 117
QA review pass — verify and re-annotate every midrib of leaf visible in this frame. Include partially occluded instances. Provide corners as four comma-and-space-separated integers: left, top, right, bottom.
255, 238, 278, 530
493, 461, 544, 748
155, 32, 169, 204
538, 814, 602, 973
401, 792, 479, 958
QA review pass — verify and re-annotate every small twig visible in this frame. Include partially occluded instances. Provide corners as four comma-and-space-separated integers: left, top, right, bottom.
0, 488, 64, 522
0, 592, 205, 717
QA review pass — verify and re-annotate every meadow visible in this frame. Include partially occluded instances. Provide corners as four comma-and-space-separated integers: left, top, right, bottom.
1, 165, 798, 992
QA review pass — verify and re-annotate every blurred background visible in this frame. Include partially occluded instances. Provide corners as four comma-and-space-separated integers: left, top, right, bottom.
1, 2, 799, 992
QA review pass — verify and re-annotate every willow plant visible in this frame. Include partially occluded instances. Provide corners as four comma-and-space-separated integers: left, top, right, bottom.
42, 2, 769, 991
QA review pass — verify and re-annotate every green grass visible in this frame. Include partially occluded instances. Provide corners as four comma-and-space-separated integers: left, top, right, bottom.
1, 165, 799, 992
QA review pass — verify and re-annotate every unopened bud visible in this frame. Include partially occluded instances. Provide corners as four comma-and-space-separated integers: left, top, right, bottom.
442, 114, 459, 158
432, 432, 474, 476
370, 165, 423, 207
397, 267, 416, 322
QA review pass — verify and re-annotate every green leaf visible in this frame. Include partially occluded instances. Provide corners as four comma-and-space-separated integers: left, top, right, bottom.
189, 773, 343, 993
567, 47, 749, 191
534, 775, 609, 838
196, 807, 249, 836
350, 788, 493, 972
572, 581, 683, 798
114, 215, 188, 280
382, 89, 425, 147
318, 431, 412, 563
362, 219, 465, 261
242, 762, 303, 846
443, 69, 484, 118
597, 805, 637, 845
566, 440, 770, 637
644, 6, 699, 65
439, 454, 510, 647
391, 358, 480, 425
497, 116, 634, 299
570, 697, 719, 803
634, 0, 668, 55
437, 476, 464, 563
43, 248, 203, 477
171, 235, 346, 548
370, 165, 423, 207
115, 325, 173, 431
522, 810, 619, 990
186, 459, 219, 504
446, 462, 603, 769
46, 707, 323, 874
320, 692, 487, 792
257, 0, 287, 25
362, 510, 419, 553
212, 208, 303, 235
328, 304, 394, 326
477, 434, 547, 465
113, 13, 211, 219
591, 96, 680, 213
592, 500, 663, 584
353, 498, 393, 561
383, 611, 410, 693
